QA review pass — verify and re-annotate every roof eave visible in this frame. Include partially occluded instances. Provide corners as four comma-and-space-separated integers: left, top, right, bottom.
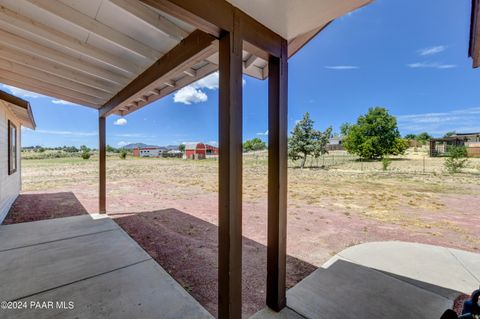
0, 89, 36, 130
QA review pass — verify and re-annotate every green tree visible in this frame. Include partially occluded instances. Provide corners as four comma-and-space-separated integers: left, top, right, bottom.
178, 144, 185, 152
404, 134, 417, 140
119, 149, 128, 159
243, 138, 267, 152
288, 112, 331, 168
106, 145, 116, 153
416, 132, 432, 145
80, 145, 90, 152
81, 150, 91, 160
342, 107, 407, 159
444, 131, 456, 138
444, 146, 468, 173
340, 123, 352, 136
64, 146, 79, 153
313, 127, 332, 159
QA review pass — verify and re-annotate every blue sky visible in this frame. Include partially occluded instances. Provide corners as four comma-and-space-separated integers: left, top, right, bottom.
4, 0, 480, 148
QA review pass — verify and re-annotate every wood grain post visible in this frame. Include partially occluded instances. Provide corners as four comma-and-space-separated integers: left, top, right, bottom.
99, 115, 106, 214
218, 13, 243, 319
267, 39, 288, 312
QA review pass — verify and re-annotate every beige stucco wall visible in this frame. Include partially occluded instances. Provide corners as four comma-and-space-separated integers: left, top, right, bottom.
0, 102, 21, 222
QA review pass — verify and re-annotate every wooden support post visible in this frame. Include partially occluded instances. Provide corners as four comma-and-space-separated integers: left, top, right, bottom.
267, 40, 288, 312
218, 16, 243, 319
99, 115, 106, 214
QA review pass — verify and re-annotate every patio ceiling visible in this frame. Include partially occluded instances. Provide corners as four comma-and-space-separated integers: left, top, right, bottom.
0, 0, 373, 116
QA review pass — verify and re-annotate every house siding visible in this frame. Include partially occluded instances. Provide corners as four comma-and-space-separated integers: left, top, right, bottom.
0, 103, 21, 223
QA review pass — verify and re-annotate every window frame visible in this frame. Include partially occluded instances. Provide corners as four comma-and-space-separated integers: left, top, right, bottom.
8, 120, 17, 175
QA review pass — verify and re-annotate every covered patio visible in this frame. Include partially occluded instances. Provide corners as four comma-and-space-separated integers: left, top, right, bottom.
0, 214, 212, 319
1, 0, 480, 318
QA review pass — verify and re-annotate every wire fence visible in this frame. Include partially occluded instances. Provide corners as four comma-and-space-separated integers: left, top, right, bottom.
243, 150, 480, 175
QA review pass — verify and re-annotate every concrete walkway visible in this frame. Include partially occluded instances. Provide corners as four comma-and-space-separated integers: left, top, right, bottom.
0, 215, 212, 319
253, 241, 480, 319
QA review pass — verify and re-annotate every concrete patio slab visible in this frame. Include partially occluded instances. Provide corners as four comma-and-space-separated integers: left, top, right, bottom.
449, 248, 480, 288
251, 307, 306, 319
286, 260, 452, 319
4, 260, 212, 319
0, 228, 151, 301
0, 214, 117, 251
0, 215, 213, 319
253, 241, 480, 319
332, 241, 480, 294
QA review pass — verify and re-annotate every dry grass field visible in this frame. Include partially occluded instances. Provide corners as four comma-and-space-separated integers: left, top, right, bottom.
15, 148, 480, 317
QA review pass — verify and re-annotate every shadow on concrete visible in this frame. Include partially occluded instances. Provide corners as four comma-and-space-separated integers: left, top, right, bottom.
285, 259, 464, 319
111, 208, 317, 318
3, 192, 89, 225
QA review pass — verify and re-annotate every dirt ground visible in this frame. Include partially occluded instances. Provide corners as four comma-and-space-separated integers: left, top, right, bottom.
7, 150, 480, 317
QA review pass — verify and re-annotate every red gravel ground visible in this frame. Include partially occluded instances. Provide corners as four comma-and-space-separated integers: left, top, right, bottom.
3, 191, 316, 318
111, 208, 316, 317
3, 192, 88, 224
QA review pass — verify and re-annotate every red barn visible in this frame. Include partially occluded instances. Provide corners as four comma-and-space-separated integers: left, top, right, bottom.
185, 143, 218, 159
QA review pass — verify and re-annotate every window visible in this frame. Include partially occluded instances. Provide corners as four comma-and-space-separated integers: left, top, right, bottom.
8, 120, 17, 175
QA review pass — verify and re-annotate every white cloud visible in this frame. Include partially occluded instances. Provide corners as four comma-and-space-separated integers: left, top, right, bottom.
397, 107, 480, 135
173, 86, 208, 104
52, 99, 77, 105
173, 72, 245, 105
192, 72, 219, 90
324, 65, 359, 70
113, 118, 127, 126
117, 141, 129, 147
407, 62, 456, 69
418, 45, 446, 56
256, 130, 268, 136
2, 85, 43, 98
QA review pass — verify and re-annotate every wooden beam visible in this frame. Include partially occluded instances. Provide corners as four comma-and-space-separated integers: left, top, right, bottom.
108, 0, 188, 41
99, 115, 106, 214
121, 62, 217, 115
27, 0, 160, 61
244, 53, 257, 69
0, 45, 120, 94
100, 29, 215, 117
267, 41, 288, 312
0, 29, 130, 86
0, 76, 101, 108
0, 4, 140, 75
0, 69, 104, 106
183, 68, 196, 77
139, 0, 283, 57
205, 52, 265, 80
218, 22, 243, 319
0, 58, 111, 100
470, 0, 480, 68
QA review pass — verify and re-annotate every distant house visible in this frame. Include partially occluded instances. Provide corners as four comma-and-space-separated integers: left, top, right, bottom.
429, 133, 480, 157
185, 143, 219, 159
133, 147, 165, 157
327, 136, 344, 151
0, 90, 36, 222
